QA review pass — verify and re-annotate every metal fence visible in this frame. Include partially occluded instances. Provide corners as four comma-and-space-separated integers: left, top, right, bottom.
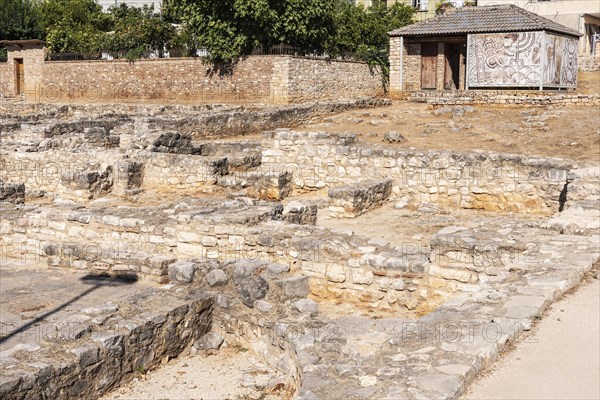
45, 45, 356, 62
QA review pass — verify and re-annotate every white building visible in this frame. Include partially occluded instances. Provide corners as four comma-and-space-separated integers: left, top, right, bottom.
97, 0, 163, 12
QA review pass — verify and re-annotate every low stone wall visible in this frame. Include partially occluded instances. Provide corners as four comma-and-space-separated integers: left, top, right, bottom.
262, 130, 578, 214
0, 288, 213, 400
0, 203, 434, 312
328, 179, 392, 218
409, 91, 600, 106
578, 55, 600, 72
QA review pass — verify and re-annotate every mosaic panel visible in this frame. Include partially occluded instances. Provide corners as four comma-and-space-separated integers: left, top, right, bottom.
467, 32, 542, 87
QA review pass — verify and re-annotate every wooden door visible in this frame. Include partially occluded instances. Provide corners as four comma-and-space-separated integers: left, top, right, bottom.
444, 44, 461, 90
15, 59, 24, 95
421, 43, 438, 90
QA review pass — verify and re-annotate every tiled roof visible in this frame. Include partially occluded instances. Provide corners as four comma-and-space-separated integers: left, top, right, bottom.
388, 5, 582, 37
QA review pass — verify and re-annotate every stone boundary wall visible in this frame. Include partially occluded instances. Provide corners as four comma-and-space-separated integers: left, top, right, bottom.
0, 63, 9, 96
578, 55, 600, 72
261, 131, 580, 214
0, 54, 383, 104
38, 56, 277, 104
409, 91, 600, 106
280, 57, 384, 103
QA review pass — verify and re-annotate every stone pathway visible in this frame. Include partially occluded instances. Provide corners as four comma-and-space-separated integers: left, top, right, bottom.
0, 262, 153, 353
463, 278, 600, 400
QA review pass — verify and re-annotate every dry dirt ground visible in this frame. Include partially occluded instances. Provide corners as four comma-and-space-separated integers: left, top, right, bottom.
298, 72, 600, 164
101, 347, 282, 400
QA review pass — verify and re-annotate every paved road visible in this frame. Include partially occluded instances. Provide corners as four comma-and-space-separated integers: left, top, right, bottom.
464, 279, 600, 400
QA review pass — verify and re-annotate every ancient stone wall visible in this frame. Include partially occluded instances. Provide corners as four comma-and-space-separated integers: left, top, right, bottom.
0, 204, 433, 312
0, 285, 213, 400
261, 130, 577, 214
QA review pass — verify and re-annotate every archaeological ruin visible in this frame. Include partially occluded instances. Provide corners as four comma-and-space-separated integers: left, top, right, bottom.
0, 32, 599, 400
1, 92, 598, 399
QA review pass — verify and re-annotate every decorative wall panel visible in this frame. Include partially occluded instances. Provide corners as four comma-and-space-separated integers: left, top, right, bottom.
543, 33, 578, 87
467, 32, 542, 87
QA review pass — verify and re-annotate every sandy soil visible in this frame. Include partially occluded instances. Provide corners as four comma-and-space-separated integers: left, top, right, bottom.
101, 347, 284, 400
463, 275, 600, 400
301, 100, 600, 163
295, 72, 600, 163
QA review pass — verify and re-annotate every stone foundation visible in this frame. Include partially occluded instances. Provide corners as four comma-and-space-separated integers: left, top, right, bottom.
261, 130, 588, 215
409, 91, 600, 106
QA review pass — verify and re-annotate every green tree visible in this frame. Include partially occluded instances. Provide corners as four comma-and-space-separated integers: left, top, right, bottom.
106, 4, 175, 59
0, 0, 44, 61
167, 0, 335, 65
325, 1, 414, 81
0, 0, 43, 40
274, 0, 335, 54
39, 0, 109, 53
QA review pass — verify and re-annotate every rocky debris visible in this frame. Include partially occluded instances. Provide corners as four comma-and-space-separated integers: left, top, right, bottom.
200, 141, 262, 171
382, 131, 406, 143
255, 300, 273, 313
0, 181, 25, 204
293, 299, 318, 316
369, 119, 390, 126
237, 276, 269, 307
394, 197, 409, 209
168, 261, 198, 283
83, 127, 120, 148
194, 332, 225, 351
432, 105, 475, 116
206, 269, 228, 286
246, 172, 293, 201
329, 179, 393, 218
62, 165, 113, 198
113, 160, 144, 194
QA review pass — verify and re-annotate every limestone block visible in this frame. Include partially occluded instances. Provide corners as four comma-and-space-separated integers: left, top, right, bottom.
328, 179, 393, 218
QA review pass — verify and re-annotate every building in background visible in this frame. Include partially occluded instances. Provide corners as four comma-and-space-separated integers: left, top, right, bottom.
97, 0, 163, 11
355, 0, 466, 21
477, 0, 600, 55
388, 5, 581, 94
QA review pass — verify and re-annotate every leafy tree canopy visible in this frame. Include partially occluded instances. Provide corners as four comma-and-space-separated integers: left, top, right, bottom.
166, 0, 336, 65
39, 0, 110, 53
0, 0, 43, 40
106, 4, 175, 59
